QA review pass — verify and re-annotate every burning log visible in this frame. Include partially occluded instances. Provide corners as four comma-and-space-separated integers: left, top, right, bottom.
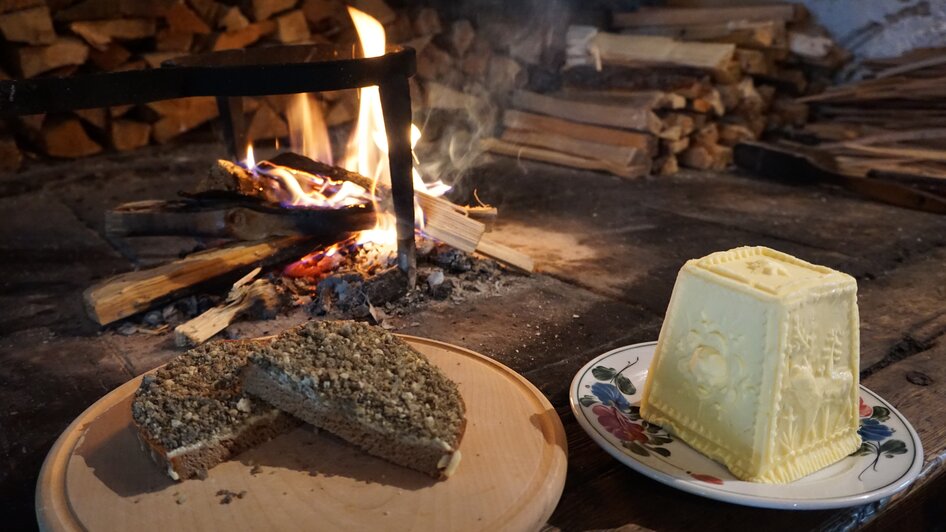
84, 236, 312, 325
174, 270, 280, 347
105, 198, 375, 240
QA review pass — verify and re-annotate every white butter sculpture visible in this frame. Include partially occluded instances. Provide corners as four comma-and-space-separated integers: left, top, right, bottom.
640, 246, 861, 483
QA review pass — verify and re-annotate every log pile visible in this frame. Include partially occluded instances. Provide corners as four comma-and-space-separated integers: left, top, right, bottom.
791, 47, 946, 181
0, 0, 530, 170
483, 3, 847, 178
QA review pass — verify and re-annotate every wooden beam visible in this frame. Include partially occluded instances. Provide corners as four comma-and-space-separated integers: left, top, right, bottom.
83, 236, 310, 325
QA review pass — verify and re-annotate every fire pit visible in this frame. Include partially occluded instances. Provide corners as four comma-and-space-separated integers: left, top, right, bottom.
0, 39, 420, 285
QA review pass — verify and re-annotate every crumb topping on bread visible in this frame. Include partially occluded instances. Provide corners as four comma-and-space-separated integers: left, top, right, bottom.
250, 321, 465, 448
132, 341, 277, 451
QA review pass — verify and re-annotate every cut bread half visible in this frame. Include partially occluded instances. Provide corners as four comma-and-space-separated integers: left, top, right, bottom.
131, 340, 300, 480
244, 320, 466, 479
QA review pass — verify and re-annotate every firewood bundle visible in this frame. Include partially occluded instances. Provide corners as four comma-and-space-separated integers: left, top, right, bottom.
483, 2, 846, 178
0, 0, 531, 172
792, 47, 946, 181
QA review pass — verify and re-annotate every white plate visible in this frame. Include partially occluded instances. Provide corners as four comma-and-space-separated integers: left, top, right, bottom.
569, 341, 923, 510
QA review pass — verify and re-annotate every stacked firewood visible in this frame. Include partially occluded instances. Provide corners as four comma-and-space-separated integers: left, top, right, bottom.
0, 0, 530, 171
483, 3, 847, 178
786, 47, 946, 181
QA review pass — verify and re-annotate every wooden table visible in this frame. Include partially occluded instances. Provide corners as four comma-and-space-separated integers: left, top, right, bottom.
2, 145, 945, 530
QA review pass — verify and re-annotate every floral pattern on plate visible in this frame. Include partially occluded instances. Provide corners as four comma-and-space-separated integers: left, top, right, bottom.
570, 342, 924, 510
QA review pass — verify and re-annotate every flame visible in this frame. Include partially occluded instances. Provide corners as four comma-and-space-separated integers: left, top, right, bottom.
287, 93, 333, 166
240, 7, 454, 279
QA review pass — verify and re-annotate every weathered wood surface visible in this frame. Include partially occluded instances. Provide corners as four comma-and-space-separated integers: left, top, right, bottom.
2, 144, 946, 529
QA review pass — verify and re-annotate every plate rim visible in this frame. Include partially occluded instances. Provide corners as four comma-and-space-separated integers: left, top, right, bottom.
37, 335, 569, 531
569, 341, 925, 510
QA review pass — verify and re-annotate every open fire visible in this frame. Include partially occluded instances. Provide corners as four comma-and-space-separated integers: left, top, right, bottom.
238, 7, 453, 284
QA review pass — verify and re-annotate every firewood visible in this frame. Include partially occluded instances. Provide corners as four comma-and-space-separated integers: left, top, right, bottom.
654, 153, 678, 176
661, 136, 690, 155
249, 0, 295, 21
707, 144, 733, 170
416, 41, 453, 81
110, 119, 151, 151
679, 145, 712, 170
84, 236, 309, 325
503, 110, 658, 155
718, 123, 756, 146
0, 6, 54, 44
788, 31, 833, 59
487, 56, 526, 94
110, 104, 134, 117
766, 68, 807, 95
425, 82, 485, 111
771, 97, 808, 127
561, 87, 685, 110
481, 137, 650, 180
569, 26, 735, 73
188, 0, 226, 26
16, 37, 89, 77
415, 191, 484, 254
75, 108, 107, 129
149, 96, 219, 143
692, 123, 719, 148
41, 118, 102, 158
734, 48, 772, 77
0, 126, 22, 172
166, 2, 211, 34
501, 128, 647, 168
413, 7, 441, 36
70, 19, 157, 50
460, 39, 491, 78
175, 276, 279, 346
689, 88, 725, 116
325, 99, 355, 127
612, 5, 800, 28
212, 20, 275, 50
475, 236, 534, 273
219, 6, 249, 30
55, 0, 172, 22
246, 102, 288, 140
275, 9, 309, 43
88, 42, 131, 70
0, 0, 43, 14
512, 90, 662, 134
142, 52, 182, 68
659, 113, 695, 139
622, 20, 784, 49
450, 19, 475, 57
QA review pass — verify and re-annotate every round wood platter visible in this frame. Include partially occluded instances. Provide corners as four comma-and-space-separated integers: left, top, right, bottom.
36, 336, 568, 532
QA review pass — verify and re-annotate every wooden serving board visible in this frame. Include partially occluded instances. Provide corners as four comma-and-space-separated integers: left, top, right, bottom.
36, 336, 568, 531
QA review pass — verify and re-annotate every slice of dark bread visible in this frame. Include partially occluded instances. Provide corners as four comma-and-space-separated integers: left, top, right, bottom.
243, 320, 466, 479
131, 340, 300, 480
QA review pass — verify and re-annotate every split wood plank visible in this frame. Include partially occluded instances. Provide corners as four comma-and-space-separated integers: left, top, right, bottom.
591, 31, 735, 73
0, 5, 54, 44
70, 19, 157, 51
501, 128, 647, 168
481, 137, 650, 180
620, 20, 784, 49
175, 274, 278, 346
212, 20, 275, 50
41, 118, 102, 158
475, 236, 534, 273
148, 96, 219, 143
503, 110, 657, 155
110, 120, 152, 151
165, 2, 211, 34
275, 9, 309, 43
83, 236, 309, 325
612, 5, 800, 28
512, 90, 662, 135
16, 37, 89, 77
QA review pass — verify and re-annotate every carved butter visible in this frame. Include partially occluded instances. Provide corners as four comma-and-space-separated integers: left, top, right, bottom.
640, 246, 861, 483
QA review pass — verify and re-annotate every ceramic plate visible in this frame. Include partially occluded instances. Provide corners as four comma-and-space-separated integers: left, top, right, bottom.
569, 342, 923, 510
